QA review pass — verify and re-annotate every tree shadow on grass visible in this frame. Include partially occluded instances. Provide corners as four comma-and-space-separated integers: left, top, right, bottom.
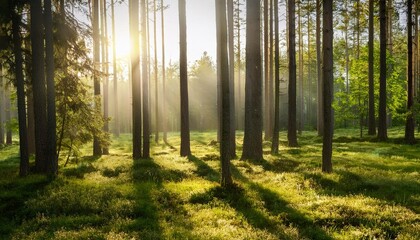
245, 157, 301, 173
303, 170, 420, 213
130, 159, 194, 239
188, 155, 220, 182
187, 158, 333, 239
0, 155, 52, 238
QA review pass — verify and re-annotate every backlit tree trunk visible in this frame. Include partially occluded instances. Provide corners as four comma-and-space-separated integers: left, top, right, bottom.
271, 0, 280, 155
322, 0, 333, 173
216, 0, 233, 188
12, 11, 29, 176
93, 0, 103, 156
405, 0, 415, 143
378, 0, 388, 141
288, 0, 298, 147
130, 0, 142, 159
241, 0, 262, 160
141, 0, 150, 158
179, 0, 191, 157
316, 0, 323, 136
30, 0, 48, 171
368, 0, 376, 135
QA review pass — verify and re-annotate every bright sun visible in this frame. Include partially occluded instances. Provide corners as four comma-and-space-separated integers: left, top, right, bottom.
114, 36, 131, 58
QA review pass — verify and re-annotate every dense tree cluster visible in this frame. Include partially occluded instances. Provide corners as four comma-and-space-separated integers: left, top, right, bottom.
0, 0, 419, 187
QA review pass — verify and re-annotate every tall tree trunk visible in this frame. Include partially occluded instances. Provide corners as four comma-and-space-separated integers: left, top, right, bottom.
111, 0, 119, 137
322, 0, 333, 173
5, 82, 11, 145
368, 0, 376, 135
27, 88, 36, 154
378, 0, 388, 141
297, 0, 303, 134
0, 68, 4, 145
30, 0, 48, 172
179, 0, 191, 157
241, 0, 262, 160
161, 0, 168, 143
236, 0, 242, 131
45, 0, 58, 174
307, 3, 312, 127
102, 0, 110, 155
271, 0, 280, 155
405, 0, 415, 143
216, 0, 233, 188
154, 0, 159, 143
12, 11, 29, 176
141, 0, 150, 158
93, 0, 103, 156
316, 0, 323, 136
288, 0, 298, 147
130, 0, 142, 159
228, 0, 236, 158
264, 0, 270, 140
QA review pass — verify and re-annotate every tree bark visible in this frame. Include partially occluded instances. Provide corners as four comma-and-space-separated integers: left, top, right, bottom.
228, 0, 236, 158
154, 0, 159, 143
288, 0, 298, 147
271, 0, 280, 155
405, 0, 415, 144
102, 0, 110, 155
111, 0, 119, 137
30, 0, 48, 171
141, 0, 150, 158
179, 0, 191, 157
368, 0, 376, 135
298, 0, 303, 134
93, 0, 103, 156
130, 0, 142, 159
316, 0, 323, 136
12, 11, 29, 176
161, 0, 168, 143
241, 0, 262, 160
216, 0, 233, 188
322, 0, 333, 173
378, 0, 388, 141
45, 0, 58, 174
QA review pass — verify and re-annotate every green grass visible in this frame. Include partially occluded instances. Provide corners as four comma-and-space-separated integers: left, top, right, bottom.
0, 128, 419, 239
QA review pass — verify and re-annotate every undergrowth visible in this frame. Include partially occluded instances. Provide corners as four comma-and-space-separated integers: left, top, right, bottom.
0, 128, 419, 239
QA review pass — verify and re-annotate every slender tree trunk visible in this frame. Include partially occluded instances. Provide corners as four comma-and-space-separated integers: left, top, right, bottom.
130, 0, 142, 159
0, 68, 4, 145
179, 0, 191, 157
216, 0, 233, 188
27, 88, 35, 154
12, 11, 29, 176
271, 0, 280, 155
93, 0, 103, 156
45, 0, 58, 174
30, 0, 48, 172
161, 0, 168, 143
288, 0, 298, 147
236, 0, 242, 131
298, 0, 303, 134
5, 80, 12, 145
307, 3, 312, 127
322, 0, 333, 173
264, 0, 270, 140
111, 0, 119, 137
141, 0, 150, 158
368, 0, 376, 135
378, 0, 388, 141
154, 0, 159, 143
101, 0, 110, 155
316, 0, 323, 136
228, 0, 236, 158
241, 0, 262, 160
406, 0, 416, 144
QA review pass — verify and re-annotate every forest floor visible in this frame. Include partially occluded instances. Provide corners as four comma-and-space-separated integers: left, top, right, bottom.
0, 128, 419, 240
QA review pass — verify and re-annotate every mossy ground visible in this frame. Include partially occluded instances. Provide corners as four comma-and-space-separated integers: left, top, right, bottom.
0, 128, 419, 239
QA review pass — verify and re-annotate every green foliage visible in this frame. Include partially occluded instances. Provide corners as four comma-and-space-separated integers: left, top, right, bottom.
1, 130, 419, 239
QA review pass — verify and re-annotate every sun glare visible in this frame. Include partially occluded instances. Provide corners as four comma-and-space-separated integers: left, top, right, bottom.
114, 36, 131, 58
